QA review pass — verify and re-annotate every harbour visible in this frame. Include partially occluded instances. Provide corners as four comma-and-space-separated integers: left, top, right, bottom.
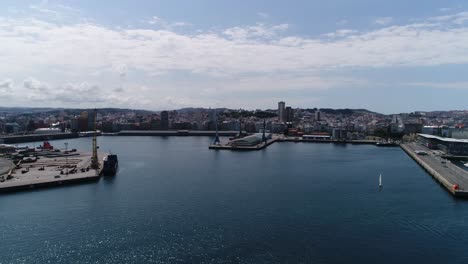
3, 136, 468, 263
3, 131, 468, 200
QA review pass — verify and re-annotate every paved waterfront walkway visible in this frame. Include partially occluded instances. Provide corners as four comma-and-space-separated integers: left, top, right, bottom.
403, 143, 468, 193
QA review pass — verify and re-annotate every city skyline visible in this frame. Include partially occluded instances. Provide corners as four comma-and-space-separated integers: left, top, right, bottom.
1, 0, 468, 113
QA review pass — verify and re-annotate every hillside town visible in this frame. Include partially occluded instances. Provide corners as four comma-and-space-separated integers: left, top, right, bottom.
1, 103, 468, 141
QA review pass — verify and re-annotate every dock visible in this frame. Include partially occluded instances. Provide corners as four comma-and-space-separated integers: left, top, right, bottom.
281, 138, 377, 145
0, 152, 106, 193
401, 143, 468, 197
209, 135, 378, 151
209, 138, 278, 150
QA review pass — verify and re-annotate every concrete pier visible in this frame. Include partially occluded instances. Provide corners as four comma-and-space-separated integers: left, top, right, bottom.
209, 135, 378, 151
0, 152, 106, 193
209, 138, 278, 150
281, 138, 377, 145
401, 143, 468, 197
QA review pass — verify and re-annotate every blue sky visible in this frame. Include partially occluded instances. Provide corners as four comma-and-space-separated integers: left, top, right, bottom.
1, 0, 468, 113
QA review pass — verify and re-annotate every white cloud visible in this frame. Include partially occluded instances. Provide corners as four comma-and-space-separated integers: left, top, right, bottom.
258, 12, 269, 19
147, 16, 191, 29
147, 16, 162, 25
0, 79, 14, 90
112, 63, 128, 78
27, 0, 83, 21
2, 11, 468, 109
325, 29, 358, 38
6, 14, 468, 78
404, 82, 468, 89
440, 8, 452, 12
336, 19, 348, 26
429, 11, 468, 24
453, 12, 468, 24
14, 78, 148, 108
23, 77, 49, 91
374, 17, 393, 25
29, 5, 59, 15
223, 23, 289, 40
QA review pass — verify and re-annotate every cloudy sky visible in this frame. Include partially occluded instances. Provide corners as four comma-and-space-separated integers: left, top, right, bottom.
1, 0, 468, 113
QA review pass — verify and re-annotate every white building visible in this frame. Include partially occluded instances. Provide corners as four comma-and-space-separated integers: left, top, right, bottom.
34, 128, 62, 134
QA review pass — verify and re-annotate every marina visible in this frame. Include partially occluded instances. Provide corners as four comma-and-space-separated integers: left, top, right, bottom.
3, 131, 468, 199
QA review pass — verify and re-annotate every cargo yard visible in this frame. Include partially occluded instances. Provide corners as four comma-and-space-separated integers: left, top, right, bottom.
0, 110, 118, 193
0, 146, 108, 193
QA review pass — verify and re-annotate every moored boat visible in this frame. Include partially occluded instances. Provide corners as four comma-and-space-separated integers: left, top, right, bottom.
103, 154, 118, 176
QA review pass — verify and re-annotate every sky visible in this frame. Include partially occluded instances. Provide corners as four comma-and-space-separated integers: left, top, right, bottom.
1, 0, 468, 114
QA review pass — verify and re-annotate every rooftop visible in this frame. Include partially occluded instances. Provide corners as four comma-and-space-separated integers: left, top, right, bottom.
418, 134, 468, 143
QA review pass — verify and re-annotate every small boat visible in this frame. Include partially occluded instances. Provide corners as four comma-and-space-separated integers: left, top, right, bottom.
379, 174, 383, 188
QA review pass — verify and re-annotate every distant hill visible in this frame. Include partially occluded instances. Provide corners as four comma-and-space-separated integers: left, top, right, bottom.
304, 108, 382, 115
176, 107, 227, 113
0, 106, 404, 117
0, 107, 57, 113
0, 107, 155, 115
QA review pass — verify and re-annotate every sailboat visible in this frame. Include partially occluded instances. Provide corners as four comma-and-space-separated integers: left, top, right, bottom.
379, 174, 383, 188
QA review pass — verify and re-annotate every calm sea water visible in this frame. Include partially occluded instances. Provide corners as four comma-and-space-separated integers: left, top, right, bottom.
2, 136, 468, 264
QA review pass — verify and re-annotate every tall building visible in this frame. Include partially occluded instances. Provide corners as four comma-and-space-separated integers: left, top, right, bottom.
285, 107, 294, 122
332, 128, 347, 139
315, 109, 321, 121
278, 101, 286, 123
79, 111, 88, 132
160, 111, 169, 130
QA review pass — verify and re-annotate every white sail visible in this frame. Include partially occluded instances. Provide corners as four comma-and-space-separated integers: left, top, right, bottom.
379, 174, 382, 187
